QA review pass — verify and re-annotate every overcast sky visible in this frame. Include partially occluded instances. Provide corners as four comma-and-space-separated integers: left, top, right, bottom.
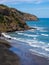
0, 0, 49, 18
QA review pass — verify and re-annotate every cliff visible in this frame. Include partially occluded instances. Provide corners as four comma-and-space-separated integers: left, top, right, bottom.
23, 13, 38, 21
0, 4, 38, 32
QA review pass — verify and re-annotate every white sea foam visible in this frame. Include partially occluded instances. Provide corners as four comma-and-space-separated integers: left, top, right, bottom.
37, 27, 43, 30
33, 26, 47, 32
17, 32, 38, 37
48, 43, 49, 46
2, 33, 11, 38
15, 31, 24, 33
9, 36, 49, 52
29, 49, 49, 58
33, 26, 44, 30
1, 33, 19, 41
29, 26, 43, 31
41, 34, 49, 36
30, 44, 40, 48
2, 33, 49, 57
15, 38, 48, 52
28, 29, 35, 32
27, 39, 49, 52
29, 41, 49, 52
2, 33, 48, 47
40, 29, 48, 32
44, 48, 49, 51
17, 32, 21, 34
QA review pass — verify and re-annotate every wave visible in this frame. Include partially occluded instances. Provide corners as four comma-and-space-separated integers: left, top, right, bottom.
29, 49, 49, 58
17, 32, 38, 37
1, 33, 39, 44
27, 29, 35, 32
1, 33, 11, 38
33, 26, 48, 32
29, 44, 49, 58
17, 39, 49, 52
1, 33, 26, 42
28, 39, 49, 52
39, 29, 48, 32
48, 43, 49, 46
13, 37, 49, 52
44, 48, 49, 51
2, 33, 49, 56
32, 26, 44, 30
41, 34, 49, 36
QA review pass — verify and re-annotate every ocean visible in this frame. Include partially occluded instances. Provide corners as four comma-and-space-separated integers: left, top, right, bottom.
6, 18, 49, 57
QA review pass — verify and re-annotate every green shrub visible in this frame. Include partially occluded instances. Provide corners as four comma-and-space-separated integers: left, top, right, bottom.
0, 14, 4, 22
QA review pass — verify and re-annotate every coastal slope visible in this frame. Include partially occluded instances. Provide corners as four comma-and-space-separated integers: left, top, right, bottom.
0, 4, 38, 32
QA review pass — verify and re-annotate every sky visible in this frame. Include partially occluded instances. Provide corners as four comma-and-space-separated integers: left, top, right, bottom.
0, 0, 49, 18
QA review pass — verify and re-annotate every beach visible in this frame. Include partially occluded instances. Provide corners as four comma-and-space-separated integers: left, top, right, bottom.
0, 39, 20, 65
0, 2, 49, 65
0, 18, 49, 65
7, 39, 49, 65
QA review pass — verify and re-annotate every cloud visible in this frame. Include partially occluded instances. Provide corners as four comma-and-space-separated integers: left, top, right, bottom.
0, 0, 49, 4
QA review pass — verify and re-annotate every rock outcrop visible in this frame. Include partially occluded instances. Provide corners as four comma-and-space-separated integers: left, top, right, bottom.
0, 4, 38, 32
23, 13, 38, 21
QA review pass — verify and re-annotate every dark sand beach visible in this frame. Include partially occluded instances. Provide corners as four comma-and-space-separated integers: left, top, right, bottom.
0, 39, 20, 65
8, 39, 49, 65
0, 3, 49, 65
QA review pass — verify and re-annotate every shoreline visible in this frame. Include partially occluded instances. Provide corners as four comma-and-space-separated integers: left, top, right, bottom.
0, 33, 49, 65
6, 39, 49, 65
0, 39, 20, 65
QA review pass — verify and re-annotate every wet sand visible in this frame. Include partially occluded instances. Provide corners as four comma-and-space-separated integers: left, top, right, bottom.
8, 39, 49, 65
0, 39, 20, 65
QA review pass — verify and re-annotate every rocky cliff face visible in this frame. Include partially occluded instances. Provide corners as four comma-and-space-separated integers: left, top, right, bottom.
0, 4, 38, 32
23, 13, 38, 21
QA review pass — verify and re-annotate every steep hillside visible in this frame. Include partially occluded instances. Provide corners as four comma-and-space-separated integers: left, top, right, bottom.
0, 4, 38, 32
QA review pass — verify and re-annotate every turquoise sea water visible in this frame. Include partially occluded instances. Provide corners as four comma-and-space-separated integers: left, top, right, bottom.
7, 18, 49, 57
